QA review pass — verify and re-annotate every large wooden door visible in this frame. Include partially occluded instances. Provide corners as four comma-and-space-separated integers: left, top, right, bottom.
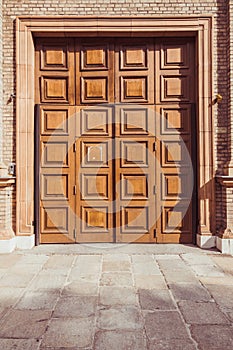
35, 37, 195, 244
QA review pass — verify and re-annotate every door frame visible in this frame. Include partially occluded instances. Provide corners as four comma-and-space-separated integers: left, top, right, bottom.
16, 16, 214, 242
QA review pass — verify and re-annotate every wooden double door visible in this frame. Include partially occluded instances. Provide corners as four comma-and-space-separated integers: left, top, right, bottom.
35, 37, 196, 244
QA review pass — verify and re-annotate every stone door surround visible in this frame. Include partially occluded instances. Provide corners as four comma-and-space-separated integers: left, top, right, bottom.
16, 16, 214, 245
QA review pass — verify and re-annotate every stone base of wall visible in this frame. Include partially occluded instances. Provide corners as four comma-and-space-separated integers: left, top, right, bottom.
216, 236, 233, 255
196, 234, 216, 249
0, 235, 35, 254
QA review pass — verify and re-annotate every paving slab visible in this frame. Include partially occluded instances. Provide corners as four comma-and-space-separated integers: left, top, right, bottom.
169, 282, 212, 302
44, 255, 75, 269
97, 306, 144, 330
53, 296, 97, 318
189, 264, 225, 277
181, 253, 217, 265
138, 289, 176, 310
102, 253, 130, 262
0, 339, 40, 350
190, 325, 233, 350
162, 270, 197, 283
0, 287, 25, 307
68, 270, 100, 283
15, 290, 59, 311
0, 309, 51, 339
28, 274, 67, 291
212, 256, 233, 274
157, 259, 190, 271
144, 311, 191, 340
100, 272, 133, 286
178, 300, 230, 324
134, 275, 167, 289
93, 330, 147, 350
99, 286, 138, 306
148, 338, 197, 350
102, 260, 131, 272
0, 272, 35, 287
0, 253, 22, 268
132, 262, 161, 275
41, 317, 95, 348
62, 281, 98, 296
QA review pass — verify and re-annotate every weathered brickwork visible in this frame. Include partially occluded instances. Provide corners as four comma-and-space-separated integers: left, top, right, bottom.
0, 0, 233, 242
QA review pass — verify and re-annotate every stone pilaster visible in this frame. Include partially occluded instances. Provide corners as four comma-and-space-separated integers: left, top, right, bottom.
216, 0, 233, 255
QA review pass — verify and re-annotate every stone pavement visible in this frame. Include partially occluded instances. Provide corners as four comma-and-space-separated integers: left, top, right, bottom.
0, 244, 232, 350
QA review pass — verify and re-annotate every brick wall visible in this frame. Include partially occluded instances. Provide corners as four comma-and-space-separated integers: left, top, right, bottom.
1, 0, 231, 235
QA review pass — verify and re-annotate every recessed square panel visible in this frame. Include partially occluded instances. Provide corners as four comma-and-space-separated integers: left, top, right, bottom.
162, 207, 184, 233
121, 207, 148, 233
121, 141, 148, 167
41, 109, 68, 135
42, 142, 68, 167
81, 174, 109, 199
81, 141, 109, 168
121, 77, 147, 102
81, 46, 108, 70
81, 77, 107, 103
161, 76, 189, 102
80, 108, 111, 136
41, 174, 68, 199
161, 107, 190, 135
120, 46, 147, 69
121, 174, 148, 200
41, 207, 68, 233
41, 45, 68, 70
162, 173, 189, 200
161, 141, 190, 168
41, 77, 68, 103
82, 207, 108, 232
120, 108, 149, 135
161, 44, 189, 69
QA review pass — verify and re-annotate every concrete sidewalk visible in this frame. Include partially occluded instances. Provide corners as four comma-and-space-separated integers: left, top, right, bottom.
0, 244, 232, 350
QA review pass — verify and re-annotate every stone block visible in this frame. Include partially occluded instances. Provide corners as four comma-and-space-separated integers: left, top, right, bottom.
190, 325, 233, 350
0, 310, 51, 339
97, 306, 143, 330
138, 289, 176, 310
178, 301, 230, 324
99, 286, 138, 306
94, 330, 147, 350
41, 317, 95, 348
169, 283, 212, 302
53, 296, 97, 318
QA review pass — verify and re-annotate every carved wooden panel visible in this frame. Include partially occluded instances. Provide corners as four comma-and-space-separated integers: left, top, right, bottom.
41, 44, 68, 70
120, 46, 147, 69
81, 141, 109, 168
121, 174, 148, 200
162, 206, 183, 233
121, 77, 148, 102
81, 77, 108, 103
41, 77, 69, 103
161, 75, 189, 102
160, 106, 191, 135
121, 207, 149, 233
81, 45, 108, 70
121, 140, 149, 167
161, 140, 191, 168
161, 43, 189, 69
81, 207, 109, 232
79, 108, 112, 137
41, 174, 68, 200
41, 206, 69, 233
41, 108, 69, 135
81, 174, 109, 200
41, 141, 69, 167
